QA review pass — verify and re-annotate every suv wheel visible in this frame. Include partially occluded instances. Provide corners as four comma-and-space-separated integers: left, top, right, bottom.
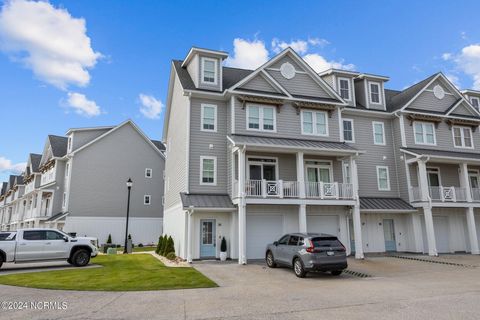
293, 258, 307, 278
266, 251, 276, 268
331, 270, 343, 276
72, 249, 90, 267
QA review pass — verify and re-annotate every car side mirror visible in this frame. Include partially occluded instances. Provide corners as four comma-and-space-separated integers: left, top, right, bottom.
63, 236, 69, 242
273, 241, 279, 246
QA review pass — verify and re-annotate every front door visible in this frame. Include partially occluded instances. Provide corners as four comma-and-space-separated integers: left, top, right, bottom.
200, 219, 216, 258
383, 219, 397, 252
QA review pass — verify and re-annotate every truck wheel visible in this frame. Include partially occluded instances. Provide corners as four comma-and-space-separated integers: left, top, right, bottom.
72, 249, 90, 267
293, 258, 307, 278
67, 258, 72, 265
266, 251, 277, 268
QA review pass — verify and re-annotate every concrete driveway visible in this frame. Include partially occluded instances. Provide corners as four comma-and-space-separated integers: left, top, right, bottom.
0, 255, 479, 320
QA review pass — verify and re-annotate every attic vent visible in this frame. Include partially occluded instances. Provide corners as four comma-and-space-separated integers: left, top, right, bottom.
280, 62, 296, 79
433, 85, 445, 100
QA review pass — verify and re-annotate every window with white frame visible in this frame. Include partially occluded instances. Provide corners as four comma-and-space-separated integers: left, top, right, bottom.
338, 78, 351, 100
145, 168, 153, 178
343, 119, 354, 142
201, 104, 217, 132
301, 110, 328, 136
414, 122, 436, 145
372, 121, 385, 145
200, 156, 217, 185
65, 163, 69, 177
376, 166, 390, 191
369, 82, 381, 104
247, 105, 276, 131
470, 97, 480, 110
201, 57, 217, 84
342, 161, 351, 184
144, 195, 151, 205
67, 137, 72, 152
62, 192, 67, 208
453, 126, 473, 148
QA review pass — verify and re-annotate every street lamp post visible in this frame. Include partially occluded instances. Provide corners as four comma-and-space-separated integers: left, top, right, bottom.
123, 178, 133, 254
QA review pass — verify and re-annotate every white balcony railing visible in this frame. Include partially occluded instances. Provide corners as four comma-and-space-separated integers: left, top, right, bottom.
472, 188, 480, 202
410, 186, 469, 202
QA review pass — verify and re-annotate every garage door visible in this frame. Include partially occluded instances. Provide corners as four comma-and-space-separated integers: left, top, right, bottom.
246, 215, 283, 259
306, 215, 339, 236
422, 216, 450, 253
476, 214, 480, 249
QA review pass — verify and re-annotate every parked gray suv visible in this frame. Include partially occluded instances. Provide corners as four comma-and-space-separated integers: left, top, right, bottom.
265, 233, 348, 278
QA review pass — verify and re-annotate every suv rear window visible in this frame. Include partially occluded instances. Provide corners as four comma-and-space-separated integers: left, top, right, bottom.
311, 237, 342, 248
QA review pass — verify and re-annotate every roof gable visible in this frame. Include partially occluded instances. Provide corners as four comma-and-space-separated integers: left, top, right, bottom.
237, 71, 287, 96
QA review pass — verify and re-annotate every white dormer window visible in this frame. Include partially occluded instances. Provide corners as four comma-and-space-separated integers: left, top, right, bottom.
369, 82, 381, 104
338, 77, 351, 101
471, 97, 480, 110
201, 57, 217, 85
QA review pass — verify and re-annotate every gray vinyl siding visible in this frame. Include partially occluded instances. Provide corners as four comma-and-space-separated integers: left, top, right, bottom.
246, 151, 297, 181
68, 123, 164, 218
234, 98, 341, 142
306, 205, 347, 215
321, 74, 335, 88
407, 80, 457, 113
186, 54, 199, 87
189, 98, 228, 193
427, 163, 461, 187
392, 117, 409, 201
240, 74, 279, 93
164, 74, 189, 209
403, 115, 480, 153
266, 69, 330, 98
196, 54, 222, 92
72, 129, 111, 151
51, 160, 66, 215
354, 79, 367, 107
451, 103, 476, 117
345, 113, 399, 197
269, 55, 305, 71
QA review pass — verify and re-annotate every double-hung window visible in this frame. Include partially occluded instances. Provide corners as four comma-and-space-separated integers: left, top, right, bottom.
372, 121, 385, 145
414, 122, 436, 145
453, 126, 473, 148
343, 119, 354, 142
247, 105, 276, 131
301, 110, 328, 136
201, 57, 217, 84
471, 97, 480, 110
338, 78, 351, 101
369, 82, 381, 104
376, 166, 390, 191
200, 156, 217, 185
201, 104, 217, 132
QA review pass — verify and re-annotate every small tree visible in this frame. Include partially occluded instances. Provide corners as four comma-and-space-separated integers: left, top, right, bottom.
156, 235, 164, 254
163, 236, 175, 256
106, 234, 112, 244
220, 237, 227, 252
160, 235, 169, 256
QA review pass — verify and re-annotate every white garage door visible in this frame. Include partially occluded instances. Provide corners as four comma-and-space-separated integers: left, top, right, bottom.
476, 214, 480, 249
246, 215, 283, 259
422, 216, 450, 253
306, 215, 339, 236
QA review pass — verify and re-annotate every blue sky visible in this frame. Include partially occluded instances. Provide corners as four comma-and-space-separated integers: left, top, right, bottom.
1, 0, 480, 182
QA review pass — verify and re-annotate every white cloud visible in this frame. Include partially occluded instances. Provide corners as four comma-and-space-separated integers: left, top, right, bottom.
66, 92, 101, 117
0, 157, 26, 175
271, 37, 329, 54
303, 53, 355, 73
139, 94, 163, 119
445, 73, 460, 88
442, 53, 452, 61
450, 44, 480, 90
0, 0, 102, 89
225, 38, 269, 69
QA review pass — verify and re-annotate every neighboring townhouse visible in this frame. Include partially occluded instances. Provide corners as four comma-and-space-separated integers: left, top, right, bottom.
0, 120, 165, 245
163, 46, 480, 263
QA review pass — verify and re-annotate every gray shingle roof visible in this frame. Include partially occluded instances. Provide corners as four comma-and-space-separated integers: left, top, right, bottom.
401, 148, 480, 161
387, 73, 439, 112
360, 197, 416, 211
48, 135, 68, 157
173, 60, 253, 92
151, 140, 166, 151
229, 134, 359, 152
180, 193, 235, 210
30, 153, 42, 172
1, 182, 7, 196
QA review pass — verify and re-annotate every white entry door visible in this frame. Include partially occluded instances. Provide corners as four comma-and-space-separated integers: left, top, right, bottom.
246, 215, 283, 259
306, 215, 339, 237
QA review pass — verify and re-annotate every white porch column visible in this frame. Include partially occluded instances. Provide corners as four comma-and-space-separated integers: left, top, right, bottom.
299, 204, 307, 233
238, 147, 247, 265
296, 152, 305, 198
411, 213, 424, 253
417, 160, 437, 256
186, 210, 193, 263
466, 207, 479, 254
350, 158, 364, 259
459, 163, 472, 202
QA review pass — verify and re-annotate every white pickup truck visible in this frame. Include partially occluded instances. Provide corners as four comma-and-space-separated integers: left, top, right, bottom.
0, 228, 98, 268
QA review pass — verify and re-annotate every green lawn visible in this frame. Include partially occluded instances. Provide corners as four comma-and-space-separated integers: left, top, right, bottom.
116, 246, 157, 252
0, 254, 217, 291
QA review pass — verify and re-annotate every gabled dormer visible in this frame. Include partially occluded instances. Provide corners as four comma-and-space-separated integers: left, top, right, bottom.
181, 47, 228, 92
354, 73, 389, 111
461, 89, 480, 112
319, 69, 359, 107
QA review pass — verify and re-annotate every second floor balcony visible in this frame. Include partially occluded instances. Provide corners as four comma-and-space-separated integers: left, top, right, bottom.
411, 186, 480, 203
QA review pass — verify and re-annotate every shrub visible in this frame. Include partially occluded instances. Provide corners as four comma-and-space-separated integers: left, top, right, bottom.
138, 243, 144, 247
161, 236, 174, 256
220, 237, 227, 252
106, 234, 112, 244
166, 252, 176, 261
156, 235, 165, 254
160, 236, 169, 255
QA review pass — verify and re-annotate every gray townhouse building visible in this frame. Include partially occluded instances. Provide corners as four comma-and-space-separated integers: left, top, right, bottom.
0, 120, 165, 245
163, 46, 480, 263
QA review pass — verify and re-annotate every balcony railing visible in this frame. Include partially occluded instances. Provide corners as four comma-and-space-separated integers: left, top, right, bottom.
242, 180, 354, 200
410, 186, 472, 202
